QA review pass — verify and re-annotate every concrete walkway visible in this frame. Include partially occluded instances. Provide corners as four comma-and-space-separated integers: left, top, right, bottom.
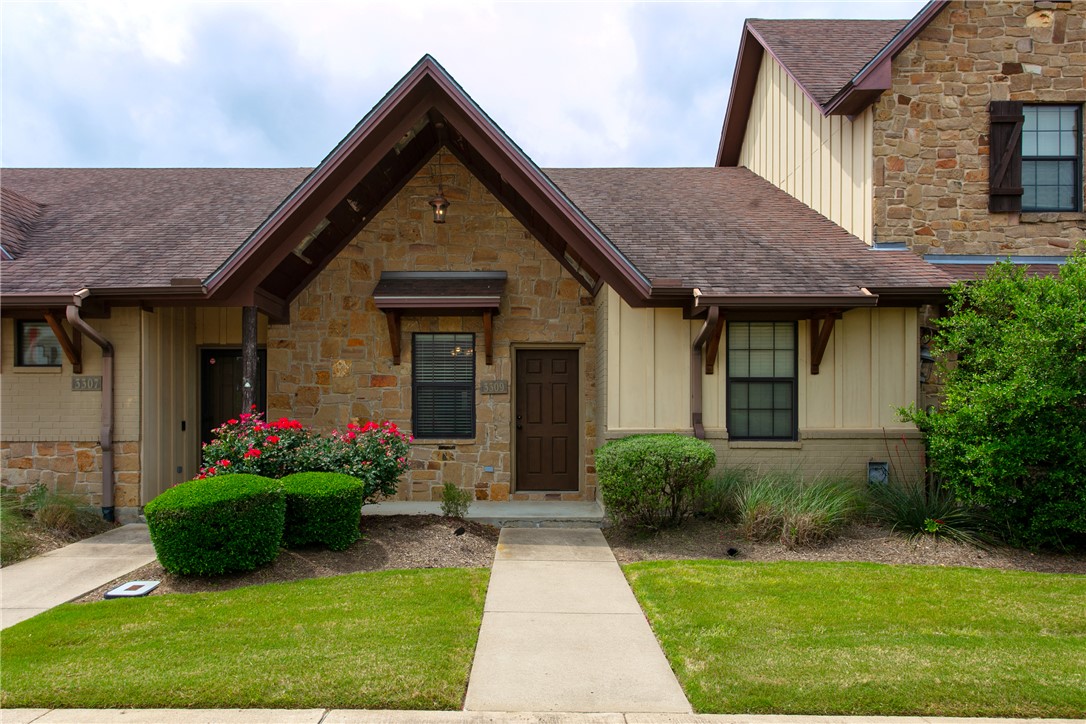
464, 528, 691, 714
0, 523, 156, 629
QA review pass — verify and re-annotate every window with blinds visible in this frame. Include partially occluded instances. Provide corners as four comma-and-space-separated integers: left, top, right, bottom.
1022, 105, 1081, 212
727, 321, 797, 441
412, 333, 476, 439
16, 321, 63, 367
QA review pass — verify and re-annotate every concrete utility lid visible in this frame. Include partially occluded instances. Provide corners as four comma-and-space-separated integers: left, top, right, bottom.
104, 580, 160, 599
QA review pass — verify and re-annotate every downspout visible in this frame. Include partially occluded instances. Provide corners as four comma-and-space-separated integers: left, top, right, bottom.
690, 305, 721, 440
66, 289, 115, 522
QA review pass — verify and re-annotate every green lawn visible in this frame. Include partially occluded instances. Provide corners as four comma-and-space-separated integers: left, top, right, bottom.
625, 560, 1086, 717
1, 568, 489, 710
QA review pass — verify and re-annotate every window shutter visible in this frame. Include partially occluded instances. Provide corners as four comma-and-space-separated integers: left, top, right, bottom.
989, 101, 1024, 213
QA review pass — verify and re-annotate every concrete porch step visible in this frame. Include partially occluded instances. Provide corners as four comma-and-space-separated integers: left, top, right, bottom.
361, 500, 606, 528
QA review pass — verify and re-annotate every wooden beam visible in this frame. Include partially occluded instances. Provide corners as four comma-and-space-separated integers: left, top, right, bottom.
810, 313, 837, 375
483, 310, 494, 365
703, 312, 726, 375
385, 310, 402, 365
43, 309, 82, 373
242, 306, 259, 411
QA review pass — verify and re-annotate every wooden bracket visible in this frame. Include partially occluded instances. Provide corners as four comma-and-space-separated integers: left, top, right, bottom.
385, 311, 402, 365
483, 310, 494, 365
703, 312, 726, 375
810, 313, 837, 375
43, 309, 82, 373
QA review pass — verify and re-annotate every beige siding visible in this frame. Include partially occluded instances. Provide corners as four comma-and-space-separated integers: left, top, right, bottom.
140, 308, 199, 501
739, 52, 874, 243
604, 292, 917, 434
195, 307, 268, 346
1, 308, 142, 442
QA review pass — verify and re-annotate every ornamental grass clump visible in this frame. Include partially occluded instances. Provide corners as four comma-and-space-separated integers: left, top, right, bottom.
279, 472, 366, 551
868, 478, 993, 549
144, 474, 285, 575
735, 472, 863, 548
596, 434, 716, 530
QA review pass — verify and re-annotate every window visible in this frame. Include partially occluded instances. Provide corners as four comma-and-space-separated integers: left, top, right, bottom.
16, 321, 62, 367
412, 333, 476, 439
1022, 105, 1082, 212
727, 322, 796, 441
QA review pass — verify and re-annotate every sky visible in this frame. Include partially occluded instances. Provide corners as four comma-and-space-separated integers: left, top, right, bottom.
2, 1, 928, 169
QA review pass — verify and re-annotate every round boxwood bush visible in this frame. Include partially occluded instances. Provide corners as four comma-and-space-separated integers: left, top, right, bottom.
144, 474, 285, 575
279, 472, 366, 551
595, 434, 716, 530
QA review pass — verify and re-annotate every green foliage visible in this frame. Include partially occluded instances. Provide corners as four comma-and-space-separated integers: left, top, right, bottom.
0, 485, 113, 566
0, 491, 34, 566
280, 473, 365, 551
904, 251, 1086, 549
734, 472, 863, 547
199, 414, 410, 506
439, 483, 473, 518
144, 474, 285, 575
595, 434, 716, 530
868, 479, 993, 549
697, 467, 753, 521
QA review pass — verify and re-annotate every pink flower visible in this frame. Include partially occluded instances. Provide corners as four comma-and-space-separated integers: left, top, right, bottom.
266, 435, 280, 444
244, 448, 261, 458
218, 459, 231, 467
227, 418, 238, 425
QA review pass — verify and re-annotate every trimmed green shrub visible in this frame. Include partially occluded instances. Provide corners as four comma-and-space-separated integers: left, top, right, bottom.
904, 251, 1086, 549
595, 434, 716, 530
279, 472, 365, 551
144, 474, 285, 575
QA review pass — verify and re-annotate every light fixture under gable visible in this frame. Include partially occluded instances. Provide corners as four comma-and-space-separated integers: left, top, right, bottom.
429, 191, 449, 223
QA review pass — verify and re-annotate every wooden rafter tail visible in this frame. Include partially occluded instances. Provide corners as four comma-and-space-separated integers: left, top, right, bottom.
385, 310, 402, 365
810, 313, 837, 375
43, 308, 82, 373
704, 312, 726, 375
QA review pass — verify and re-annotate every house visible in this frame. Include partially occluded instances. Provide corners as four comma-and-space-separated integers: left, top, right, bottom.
3, 0, 1079, 521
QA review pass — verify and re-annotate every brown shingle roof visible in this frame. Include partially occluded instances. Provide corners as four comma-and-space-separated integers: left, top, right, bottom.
0, 187, 45, 260
0, 166, 950, 304
0, 168, 309, 295
747, 19, 908, 106
547, 167, 952, 299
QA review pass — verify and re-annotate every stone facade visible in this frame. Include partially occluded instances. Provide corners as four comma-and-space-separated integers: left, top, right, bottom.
873, 0, 1085, 256
0, 440, 141, 508
267, 150, 599, 502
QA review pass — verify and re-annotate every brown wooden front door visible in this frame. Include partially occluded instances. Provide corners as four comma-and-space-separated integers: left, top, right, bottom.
515, 348, 579, 491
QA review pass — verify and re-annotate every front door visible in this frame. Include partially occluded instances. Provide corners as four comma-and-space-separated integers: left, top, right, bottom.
515, 348, 579, 491
200, 349, 267, 444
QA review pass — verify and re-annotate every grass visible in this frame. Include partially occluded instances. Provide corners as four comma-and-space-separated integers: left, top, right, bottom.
1, 567, 489, 710
1, 486, 114, 566
733, 472, 864, 547
868, 479, 993, 548
626, 560, 1086, 717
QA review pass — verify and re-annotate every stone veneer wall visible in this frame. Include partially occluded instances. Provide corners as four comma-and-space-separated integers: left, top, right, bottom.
873, 0, 1085, 256
266, 150, 598, 502
1, 441, 141, 509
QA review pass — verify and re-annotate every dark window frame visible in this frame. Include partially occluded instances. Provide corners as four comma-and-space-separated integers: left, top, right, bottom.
412, 332, 477, 440
1021, 104, 1082, 213
15, 320, 63, 368
725, 321, 798, 442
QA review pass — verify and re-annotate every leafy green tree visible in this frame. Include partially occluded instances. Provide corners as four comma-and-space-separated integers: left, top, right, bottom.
906, 249, 1086, 549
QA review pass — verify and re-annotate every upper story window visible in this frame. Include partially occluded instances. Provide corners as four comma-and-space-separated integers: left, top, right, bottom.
1022, 105, 1081, 212
412, 333, 476, 439
727, 321, 797, 441
16, 321, 63, 367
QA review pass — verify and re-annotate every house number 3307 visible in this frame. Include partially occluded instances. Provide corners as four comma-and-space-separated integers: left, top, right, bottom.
72, 376, 103, 391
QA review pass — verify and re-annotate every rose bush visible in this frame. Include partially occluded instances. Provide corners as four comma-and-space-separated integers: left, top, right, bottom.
199, 412, 412, 505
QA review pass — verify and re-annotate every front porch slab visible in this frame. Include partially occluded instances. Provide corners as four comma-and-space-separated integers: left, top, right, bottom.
362, 500, 606, 528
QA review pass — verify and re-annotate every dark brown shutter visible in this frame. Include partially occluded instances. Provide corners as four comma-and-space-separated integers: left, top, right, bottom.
989, 100, 1024, 213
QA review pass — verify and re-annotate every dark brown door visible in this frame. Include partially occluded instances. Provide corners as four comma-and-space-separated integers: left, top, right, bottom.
516, 349, 579, 491
200, 349, 267, 444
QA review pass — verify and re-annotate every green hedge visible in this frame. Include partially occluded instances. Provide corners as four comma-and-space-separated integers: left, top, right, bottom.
280, 472, 366, 551
144, 474, 285, 575
595, 434, 716, 530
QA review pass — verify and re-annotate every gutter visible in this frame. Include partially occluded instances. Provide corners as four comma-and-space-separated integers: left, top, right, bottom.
66, 289, 116, 522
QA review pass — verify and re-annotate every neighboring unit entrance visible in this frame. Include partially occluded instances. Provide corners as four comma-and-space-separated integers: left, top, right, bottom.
515, 348, 579, 491
200, 349, 267, 444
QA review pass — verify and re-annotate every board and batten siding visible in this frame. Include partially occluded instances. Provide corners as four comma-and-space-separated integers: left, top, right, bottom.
739, 52, 875, 244
140, 307, 200, 502
604, 289, 918, 434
